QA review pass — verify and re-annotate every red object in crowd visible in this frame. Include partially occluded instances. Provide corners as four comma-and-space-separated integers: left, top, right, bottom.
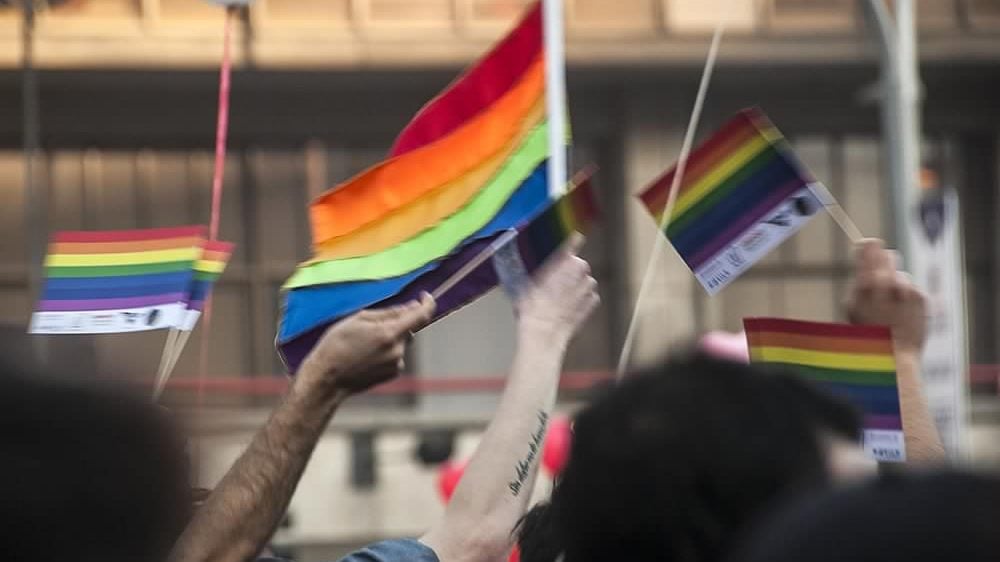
509, 545, 521, 562
437, 459, 468, 502
542, 415, 572, 476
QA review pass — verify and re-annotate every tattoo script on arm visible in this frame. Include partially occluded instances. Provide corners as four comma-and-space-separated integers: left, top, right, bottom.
508, 411, 549, 496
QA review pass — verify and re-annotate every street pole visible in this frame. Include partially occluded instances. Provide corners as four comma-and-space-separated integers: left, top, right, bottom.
864, 0, 923, 272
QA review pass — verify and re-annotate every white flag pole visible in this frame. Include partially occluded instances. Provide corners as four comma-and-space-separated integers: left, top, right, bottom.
543, 0, 567, 198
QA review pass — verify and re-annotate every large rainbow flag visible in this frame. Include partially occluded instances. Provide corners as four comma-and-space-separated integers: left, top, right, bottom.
30, 226, 206, 334
639, 108, 825, 295
279, 176, 599, 372
744, 317, 906, 462
277, 2, 575, 372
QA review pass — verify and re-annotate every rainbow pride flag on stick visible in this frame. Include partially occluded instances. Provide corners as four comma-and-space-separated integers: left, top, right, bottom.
277, 171, 600, 373
277, 1, 572, 373
744, 317, 906, 463
30, 226, 206, 334
154, 240, 235, 398
491, 169, 600, 298
639, 108, 830, 295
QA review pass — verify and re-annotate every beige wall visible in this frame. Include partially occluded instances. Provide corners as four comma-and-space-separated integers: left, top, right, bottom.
0, 0, 997, 70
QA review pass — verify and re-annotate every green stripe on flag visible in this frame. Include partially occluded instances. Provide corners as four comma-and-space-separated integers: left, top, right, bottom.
760, 362, 897, 387
45, 260, 193, 278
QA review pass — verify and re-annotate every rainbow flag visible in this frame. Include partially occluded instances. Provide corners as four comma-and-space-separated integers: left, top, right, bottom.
744, 317, 906, 462
492, 172, 601, 297
178, 240, 234, 331
278, 175, 599, 373
639, 108, 824, 295
277, 1, 570, 371
30, 226, 205, 334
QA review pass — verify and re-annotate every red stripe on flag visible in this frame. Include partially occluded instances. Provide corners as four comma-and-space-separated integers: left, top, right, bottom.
639, 108, 763, 214
53, 226, 207, 244
744, 317, 892, 341
389, 2, 543, 157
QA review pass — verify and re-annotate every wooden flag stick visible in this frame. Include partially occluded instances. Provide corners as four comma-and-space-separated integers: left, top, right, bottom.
165, 330, 193, 381
153, 328, 180, 400
153, 329, 194, 400
808, 182, 865, 244
432, 229, 520, 300
615, 18, 727, 381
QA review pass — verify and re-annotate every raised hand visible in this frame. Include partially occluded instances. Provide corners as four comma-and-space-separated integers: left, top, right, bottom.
299, 293, 436, 394
516, 233, 600, 342
845, 239, 927, 356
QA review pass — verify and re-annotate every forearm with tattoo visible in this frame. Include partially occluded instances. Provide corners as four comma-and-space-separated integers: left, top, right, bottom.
509, 411, 549, 497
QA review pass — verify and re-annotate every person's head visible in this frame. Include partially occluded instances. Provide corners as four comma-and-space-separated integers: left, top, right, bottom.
733, 470, 1000, 562
552, 354, 864, 562
0, 365, 192, 562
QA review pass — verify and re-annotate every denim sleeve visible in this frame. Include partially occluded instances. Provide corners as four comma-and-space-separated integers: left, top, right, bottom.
337, 539, 441, 562
254, 538, 439, 562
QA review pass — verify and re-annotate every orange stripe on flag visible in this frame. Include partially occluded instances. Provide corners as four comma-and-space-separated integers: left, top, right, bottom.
310, 56, 545, 245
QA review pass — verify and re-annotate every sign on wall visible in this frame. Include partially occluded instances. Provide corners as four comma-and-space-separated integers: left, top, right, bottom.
912, 189, 969, 460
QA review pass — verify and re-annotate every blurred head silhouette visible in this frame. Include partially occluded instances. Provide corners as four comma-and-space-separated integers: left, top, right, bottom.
0, 358, 192, 562
553, 354, 865, 562
733, 470, 1000, 562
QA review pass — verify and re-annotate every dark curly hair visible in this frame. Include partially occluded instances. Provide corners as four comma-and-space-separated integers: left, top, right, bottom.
552, 354, 861, 562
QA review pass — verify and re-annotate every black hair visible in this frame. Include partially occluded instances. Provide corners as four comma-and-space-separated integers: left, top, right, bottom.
732, 471, 1000, 562
515, 501, 563, 562
0, 365, 192, 562
552, 354, 861, 562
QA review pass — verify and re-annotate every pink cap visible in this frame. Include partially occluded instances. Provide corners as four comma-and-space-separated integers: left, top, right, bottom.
698, 331, 749, 363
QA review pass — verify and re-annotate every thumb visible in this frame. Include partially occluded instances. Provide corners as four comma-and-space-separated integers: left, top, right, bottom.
856, 238, 888, 273
391, 293, 437, 335
561, 232, 585, 257
532, 233, 586, 284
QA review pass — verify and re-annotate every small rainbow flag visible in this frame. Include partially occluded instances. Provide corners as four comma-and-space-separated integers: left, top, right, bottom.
639, 108, 825, 295
493, 173, 601, 297
30, 226, 205, 334
179, 240, 234, 330
744, 317, 906, 463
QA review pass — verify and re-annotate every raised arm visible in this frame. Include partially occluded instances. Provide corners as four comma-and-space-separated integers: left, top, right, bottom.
169, 295, 435, 562
421, 236, 599, 562
845, 239, 945, 464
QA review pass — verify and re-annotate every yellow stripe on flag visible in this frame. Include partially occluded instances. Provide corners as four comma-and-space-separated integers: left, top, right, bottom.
45, 247, 199, 267
750, 346, 895, 372
668, 133, 774, 222
195, 259, 227, 274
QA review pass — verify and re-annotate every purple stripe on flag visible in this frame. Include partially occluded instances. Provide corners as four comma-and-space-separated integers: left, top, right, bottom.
279, 237, 501, 374
864, 414, 903, 431
37, 292, 186, 312
687, 177, 806, 270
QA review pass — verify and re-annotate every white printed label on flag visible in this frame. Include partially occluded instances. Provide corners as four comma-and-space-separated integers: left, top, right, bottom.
863, 429, 907, 463
180, 309, 203, 332
29, 302, 187, 334
694, 185, 822, 295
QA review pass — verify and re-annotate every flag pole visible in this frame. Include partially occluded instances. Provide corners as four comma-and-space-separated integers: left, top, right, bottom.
543, 0, 567, 198
614, 16, 727, 381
